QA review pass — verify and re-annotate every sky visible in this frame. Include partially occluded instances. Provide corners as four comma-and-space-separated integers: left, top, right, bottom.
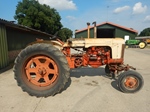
0, 0, 150, 35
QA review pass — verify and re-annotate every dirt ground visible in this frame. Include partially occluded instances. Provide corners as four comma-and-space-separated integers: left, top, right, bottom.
0, 48, 150, 112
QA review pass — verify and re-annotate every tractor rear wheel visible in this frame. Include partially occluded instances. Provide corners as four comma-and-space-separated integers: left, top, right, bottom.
14, 43, 70, 97
118, 70, 144, 93
139, 41, 147, 49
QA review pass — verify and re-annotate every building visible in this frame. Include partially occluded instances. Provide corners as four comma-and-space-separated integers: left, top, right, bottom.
75, 22, 138, 40
0, 18, 53, 70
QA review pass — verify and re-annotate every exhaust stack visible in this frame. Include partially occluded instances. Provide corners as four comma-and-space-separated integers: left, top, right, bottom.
87, 22, 90, 38
92, 21, 97, 38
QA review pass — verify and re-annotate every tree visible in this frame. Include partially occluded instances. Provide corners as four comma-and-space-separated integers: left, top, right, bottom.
14, 0, 62, 34
58, 28, 73, 41
139, 28, 150, 36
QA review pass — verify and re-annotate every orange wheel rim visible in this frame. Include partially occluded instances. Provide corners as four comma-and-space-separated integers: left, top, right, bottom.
25, 55, 58, 87
124, 76, 138, 89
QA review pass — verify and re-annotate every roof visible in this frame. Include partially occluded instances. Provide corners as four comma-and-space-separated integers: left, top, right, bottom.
0, 18, 53, 37
75, 21, 138, 34
135, 36, 150, 39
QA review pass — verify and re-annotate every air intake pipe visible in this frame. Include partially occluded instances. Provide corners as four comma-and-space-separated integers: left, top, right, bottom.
92, 21, 97, 38
87, 22, 90, 38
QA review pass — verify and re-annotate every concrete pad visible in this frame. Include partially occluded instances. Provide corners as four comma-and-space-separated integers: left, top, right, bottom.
0, 48, 150, 112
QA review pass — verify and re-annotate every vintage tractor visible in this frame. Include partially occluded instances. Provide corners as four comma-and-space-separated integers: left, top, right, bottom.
125, 38, 147, 49
13, 22, 144, 97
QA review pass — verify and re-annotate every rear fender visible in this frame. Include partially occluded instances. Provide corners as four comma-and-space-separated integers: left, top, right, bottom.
28, 40, 63, 50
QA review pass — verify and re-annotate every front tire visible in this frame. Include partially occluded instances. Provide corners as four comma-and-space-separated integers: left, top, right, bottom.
125, 45, 129, 48
118, 70, 144, 93
14, 43, 70, 97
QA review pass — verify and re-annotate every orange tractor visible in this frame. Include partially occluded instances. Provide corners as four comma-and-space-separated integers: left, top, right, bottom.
14, 22, 144, 97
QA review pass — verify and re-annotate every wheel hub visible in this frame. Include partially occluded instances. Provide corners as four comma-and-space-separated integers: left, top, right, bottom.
125, 77, 137, 88
38, 67, 47, 76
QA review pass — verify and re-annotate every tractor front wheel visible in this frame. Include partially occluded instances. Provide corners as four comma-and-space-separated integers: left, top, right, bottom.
118, 70, 144, 93
14, 43, 70, 97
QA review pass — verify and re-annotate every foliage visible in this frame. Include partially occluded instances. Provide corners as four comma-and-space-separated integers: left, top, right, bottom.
14, 0, 62, 34
58, 28, 73, 41
139, 28, 150, 36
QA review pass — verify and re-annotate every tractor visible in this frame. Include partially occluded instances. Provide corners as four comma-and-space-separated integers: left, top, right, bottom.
13, 22, 144, 97
125, 37, 148, 49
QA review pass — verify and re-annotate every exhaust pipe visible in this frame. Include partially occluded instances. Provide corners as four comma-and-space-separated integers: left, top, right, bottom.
92, 21, 97, 38
87, 22, 90, 38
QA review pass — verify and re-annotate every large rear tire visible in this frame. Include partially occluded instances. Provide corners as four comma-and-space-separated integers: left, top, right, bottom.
139, 41, 147, 49
118, 70, 144, 93
14, 43, 70, 97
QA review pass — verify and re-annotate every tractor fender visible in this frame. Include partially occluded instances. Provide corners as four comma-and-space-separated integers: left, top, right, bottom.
27, 40, 63, 50
50, 40, 63, 50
